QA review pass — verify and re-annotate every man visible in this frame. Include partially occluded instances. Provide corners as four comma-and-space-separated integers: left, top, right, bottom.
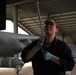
21, 17, 75, 75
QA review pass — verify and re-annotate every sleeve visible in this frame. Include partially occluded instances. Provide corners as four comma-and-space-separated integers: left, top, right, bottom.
59, 43, 75, 71
21, 40, 37, 63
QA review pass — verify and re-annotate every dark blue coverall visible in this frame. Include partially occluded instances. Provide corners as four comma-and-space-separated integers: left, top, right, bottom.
21, 38, 75, 75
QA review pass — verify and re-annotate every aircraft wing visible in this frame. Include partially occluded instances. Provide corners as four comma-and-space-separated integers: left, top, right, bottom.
0, 31, 39, 41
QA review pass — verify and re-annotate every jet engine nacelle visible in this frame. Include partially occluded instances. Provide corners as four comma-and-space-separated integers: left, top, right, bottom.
0, 32, 25, 57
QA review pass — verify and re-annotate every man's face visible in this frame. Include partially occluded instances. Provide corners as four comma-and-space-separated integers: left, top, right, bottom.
43, 19, 58, 36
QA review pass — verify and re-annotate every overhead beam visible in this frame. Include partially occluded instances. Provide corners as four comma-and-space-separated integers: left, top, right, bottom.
18, 20, 36, 35
6, 0, 35, 7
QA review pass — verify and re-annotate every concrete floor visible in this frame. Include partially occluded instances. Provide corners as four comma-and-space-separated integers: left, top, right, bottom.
0, 62, 33, 75
0, 62, 76, 75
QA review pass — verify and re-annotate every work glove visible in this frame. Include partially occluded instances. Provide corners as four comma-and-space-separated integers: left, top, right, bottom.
43, 51, 56, 61
34, 37, 45, 51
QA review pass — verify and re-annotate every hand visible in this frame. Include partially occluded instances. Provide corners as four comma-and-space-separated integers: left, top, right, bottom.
34, 37, 45, 51
43, 51, 56, 61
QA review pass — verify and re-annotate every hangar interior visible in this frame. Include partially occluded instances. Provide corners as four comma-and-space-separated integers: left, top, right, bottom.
6, 0, 76, 60
0, 0, 76, 75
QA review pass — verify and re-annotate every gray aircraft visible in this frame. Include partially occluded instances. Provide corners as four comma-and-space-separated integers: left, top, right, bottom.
0, 31, 39, 68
